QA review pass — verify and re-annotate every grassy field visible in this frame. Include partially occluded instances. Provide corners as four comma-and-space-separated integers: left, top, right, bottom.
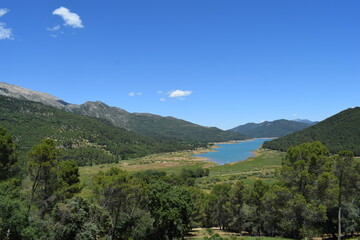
78, 146, 284, 197
195, 149, 284, 190
185, 228, 291, 240
78, 147, 217, 198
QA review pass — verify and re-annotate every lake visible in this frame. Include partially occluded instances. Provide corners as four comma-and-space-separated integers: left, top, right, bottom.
194, 138, 272, 165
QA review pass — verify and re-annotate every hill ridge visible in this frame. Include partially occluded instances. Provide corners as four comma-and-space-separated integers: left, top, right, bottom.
229, 119, 314, 138
263, 107, 360, 155
0, 82, 247, 142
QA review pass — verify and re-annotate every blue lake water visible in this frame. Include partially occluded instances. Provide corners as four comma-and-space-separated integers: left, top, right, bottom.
194, 138, 272, 165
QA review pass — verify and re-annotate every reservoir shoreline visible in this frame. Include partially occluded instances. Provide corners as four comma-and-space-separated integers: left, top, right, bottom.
194, 138, 274, 165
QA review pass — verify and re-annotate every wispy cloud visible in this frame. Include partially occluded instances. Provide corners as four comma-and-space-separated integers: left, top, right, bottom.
0, 8, 13, 40
129, 92, 142, 97
168, 90, 192, 98
160, 98, 166, 102
0, 23, 12, 40
47, 25, 61, 31
53, 7, 84, 28
0, 8, 9, 17
46, 25, 63, 38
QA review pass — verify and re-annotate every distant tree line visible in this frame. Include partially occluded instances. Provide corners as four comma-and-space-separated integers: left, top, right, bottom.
1, 126, 359, 240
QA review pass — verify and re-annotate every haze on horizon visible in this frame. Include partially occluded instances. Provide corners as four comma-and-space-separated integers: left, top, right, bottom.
1, 0, 359, 130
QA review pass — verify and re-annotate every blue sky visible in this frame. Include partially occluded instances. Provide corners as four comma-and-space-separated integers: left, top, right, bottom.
1, 1, 359, 130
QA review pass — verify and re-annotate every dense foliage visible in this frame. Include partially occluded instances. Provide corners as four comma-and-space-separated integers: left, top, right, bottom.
1, 127, 359, 240
0, 96, 207, 166
263, 107, 360, 155
0, 127, 18, 179
198, 142, 360, 239
229, 119, 314, 138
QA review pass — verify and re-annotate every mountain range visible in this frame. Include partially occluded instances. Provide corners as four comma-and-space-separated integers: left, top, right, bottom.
0, 94, 210, 166
229, 119, 316, 138
0, 82, 247, 142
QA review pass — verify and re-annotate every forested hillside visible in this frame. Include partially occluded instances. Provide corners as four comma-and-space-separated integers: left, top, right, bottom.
0, 95, 206, 165
0, 83, 248, 142
69, 101, 248, 142
263, 107, 360, 155
229, 119, 313, 138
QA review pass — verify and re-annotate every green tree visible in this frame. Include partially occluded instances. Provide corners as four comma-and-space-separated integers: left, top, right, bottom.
280, 141, 329, 198
28, 139, 60, 218
0, 127, 17, 180
248, 180, 268, 236
207, 184, 232, 230
93, 167, 152, 240
58, 160, 82, 199
188, 186, 207, 228
228, 181, 246, 232
333, 150, 360, 240
147, 181, 193, 240
261, 185, 291, 237
28, 139, 81, 218
51, 197, 112, 240
0, 179, 28, 240
278, 142, 331, 239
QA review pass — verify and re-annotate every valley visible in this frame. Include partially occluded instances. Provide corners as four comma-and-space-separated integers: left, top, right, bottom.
0, 82, 359, 240
78, 146, 284, 198
2, 2, 360, 239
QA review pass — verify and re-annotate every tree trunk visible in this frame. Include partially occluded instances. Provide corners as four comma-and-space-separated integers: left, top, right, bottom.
338, 205, 341, 240
111, 206, 120, 240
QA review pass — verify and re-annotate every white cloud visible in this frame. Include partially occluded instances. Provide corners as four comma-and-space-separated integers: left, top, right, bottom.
168, 90, 192, 98
128, 92, 142, 97
160, 98, 166, 102
0, 8, 9, 17
0, 8, 12, 40
0, 23, 12, 40
157, 90, 163, 94
47, 25, 61, 31
53, 7, 84, 28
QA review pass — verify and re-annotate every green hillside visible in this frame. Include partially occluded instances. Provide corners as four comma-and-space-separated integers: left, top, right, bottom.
229, 119, 313, 138
69, 101, 248, 142
263, 107, 360, 155
128, 114, 247, 142
0, 96, 206, 166
0, 83, 248, 143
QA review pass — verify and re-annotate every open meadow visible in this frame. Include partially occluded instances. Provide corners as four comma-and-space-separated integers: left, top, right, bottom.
78, 147, 284, 197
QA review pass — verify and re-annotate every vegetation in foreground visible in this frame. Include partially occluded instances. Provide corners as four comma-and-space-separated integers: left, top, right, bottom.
186, 228, 293, 240
1, 125, 360, 240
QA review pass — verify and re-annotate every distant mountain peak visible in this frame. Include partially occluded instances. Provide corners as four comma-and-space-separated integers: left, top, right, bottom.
229, 119, 314, 138
293, 119, 317, 124
0, 82, 69, 108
